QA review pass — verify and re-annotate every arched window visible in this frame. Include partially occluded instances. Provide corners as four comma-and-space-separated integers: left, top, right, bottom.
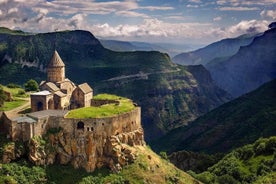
77, 121, 84, 130
37, 102, 43, 111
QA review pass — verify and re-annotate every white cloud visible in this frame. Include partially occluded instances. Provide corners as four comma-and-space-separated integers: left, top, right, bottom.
217, 0, 276, 6
115, 10, 149, 18
188, 0, 202, 3
219, 7, 259, 11
261, 10, 276, 20
226, 20, 268, 36
187, 4, 199, 8
213, 16, 222, 21
139, 6, 174, 11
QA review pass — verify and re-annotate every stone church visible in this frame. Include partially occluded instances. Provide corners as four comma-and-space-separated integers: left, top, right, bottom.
30, 50, 93, 112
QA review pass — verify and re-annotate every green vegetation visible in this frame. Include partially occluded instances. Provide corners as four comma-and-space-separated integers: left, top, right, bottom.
0, 99, 27, 111
153, 79, 276, 153
24, 79, 39, 92
2, 85, 28, 98
189, 136, 276, 184
66, 94, 135, 118
0, 142, 198, 184
0, 84, 29, 111
0, 27, 28, 35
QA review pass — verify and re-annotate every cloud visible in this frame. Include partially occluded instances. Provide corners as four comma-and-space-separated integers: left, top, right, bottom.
224, 20, 268, 36
139, 6, 174, 11
217, 0, 276, 6
115, 11, 149, 18
213, 16, 222, 21
188, 0, 202, 3
261, 10, 276, 20
187, 4, 199, 8
219, 7, 259, 11
89, 18, 213, 41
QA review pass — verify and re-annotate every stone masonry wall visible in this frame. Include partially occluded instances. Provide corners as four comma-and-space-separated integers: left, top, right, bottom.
28, 107, 145, 172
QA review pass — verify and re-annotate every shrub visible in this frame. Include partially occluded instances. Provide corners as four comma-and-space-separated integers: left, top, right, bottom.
217, 174, 240, 184
7, 83, 21, 88
159, 151, 168, 160
24, 79, 38, 92
194, 171, 216, 184
17, 89, 26, 96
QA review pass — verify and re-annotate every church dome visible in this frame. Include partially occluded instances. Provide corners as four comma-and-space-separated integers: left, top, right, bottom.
48, 50, 65, 67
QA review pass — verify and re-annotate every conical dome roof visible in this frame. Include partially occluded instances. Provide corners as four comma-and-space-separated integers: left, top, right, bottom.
48, 50, 65, 67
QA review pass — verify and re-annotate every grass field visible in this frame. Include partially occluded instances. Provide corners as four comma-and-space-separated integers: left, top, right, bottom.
0, 99, 27, 111
66, 94, 135, 118
2, 86, 29, 98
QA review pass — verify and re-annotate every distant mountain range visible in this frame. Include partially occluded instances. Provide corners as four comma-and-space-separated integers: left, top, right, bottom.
0, 27, 231, 142
172, 33, 257, 66
99, 39, 202, 57
153, 79, 276, 154
173, 26, 276, 97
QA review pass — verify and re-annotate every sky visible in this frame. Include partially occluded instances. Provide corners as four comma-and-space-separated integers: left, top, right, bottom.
0, 0, 275, 45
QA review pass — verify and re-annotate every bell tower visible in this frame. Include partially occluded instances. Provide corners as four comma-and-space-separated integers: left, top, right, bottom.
47, 50, 65, 83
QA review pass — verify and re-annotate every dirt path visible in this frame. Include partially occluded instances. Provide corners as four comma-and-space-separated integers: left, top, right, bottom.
5, 98, 30, 119
106, 68, 181, 81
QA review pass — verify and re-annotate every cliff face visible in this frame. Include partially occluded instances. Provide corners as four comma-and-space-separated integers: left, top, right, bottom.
28, 127, 144, 172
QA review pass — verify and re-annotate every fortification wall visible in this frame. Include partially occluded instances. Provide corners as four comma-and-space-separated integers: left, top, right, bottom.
47, 107, 141, 137
91, 99, 119, 107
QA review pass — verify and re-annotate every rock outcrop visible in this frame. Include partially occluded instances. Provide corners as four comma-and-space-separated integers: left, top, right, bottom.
28, 128, 145, 172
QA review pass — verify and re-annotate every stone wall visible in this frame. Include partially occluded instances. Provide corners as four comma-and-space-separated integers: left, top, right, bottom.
28, 107, 144, 172
47, 67, 65, 83
84, 92, 93, 107
91, 99, 119, 107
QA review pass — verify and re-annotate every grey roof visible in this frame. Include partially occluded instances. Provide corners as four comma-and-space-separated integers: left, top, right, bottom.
12, 116, 37, 123
54, 91, 66, 97
48, 50, 65, 67
28, 110, 69, 119
31, 90, 52, 96
44, 82, 60, 92
78, 83, 93, 94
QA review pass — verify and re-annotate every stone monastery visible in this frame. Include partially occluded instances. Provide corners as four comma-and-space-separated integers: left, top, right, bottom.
31, 50, 93, 112
1, 51, 144, 172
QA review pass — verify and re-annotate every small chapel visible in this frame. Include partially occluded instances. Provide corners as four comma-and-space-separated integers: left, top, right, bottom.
30, 50, 93, 112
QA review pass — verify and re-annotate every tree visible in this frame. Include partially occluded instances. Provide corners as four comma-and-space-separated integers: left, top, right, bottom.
24, 79, 39, 92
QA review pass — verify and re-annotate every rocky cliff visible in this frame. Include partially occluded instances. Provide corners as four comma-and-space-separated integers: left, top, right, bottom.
3, 126, 145, 173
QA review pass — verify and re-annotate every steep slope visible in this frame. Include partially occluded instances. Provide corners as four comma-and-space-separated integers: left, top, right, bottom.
0, 29, 231, 141
190, 136, 276, 184
206, 28, 276, 97
153, 79, 276, 154
172, 33, 256, 66
0, 134, 200, 184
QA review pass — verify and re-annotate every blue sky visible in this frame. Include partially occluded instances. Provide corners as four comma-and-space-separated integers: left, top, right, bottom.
0, 0, 275, 44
